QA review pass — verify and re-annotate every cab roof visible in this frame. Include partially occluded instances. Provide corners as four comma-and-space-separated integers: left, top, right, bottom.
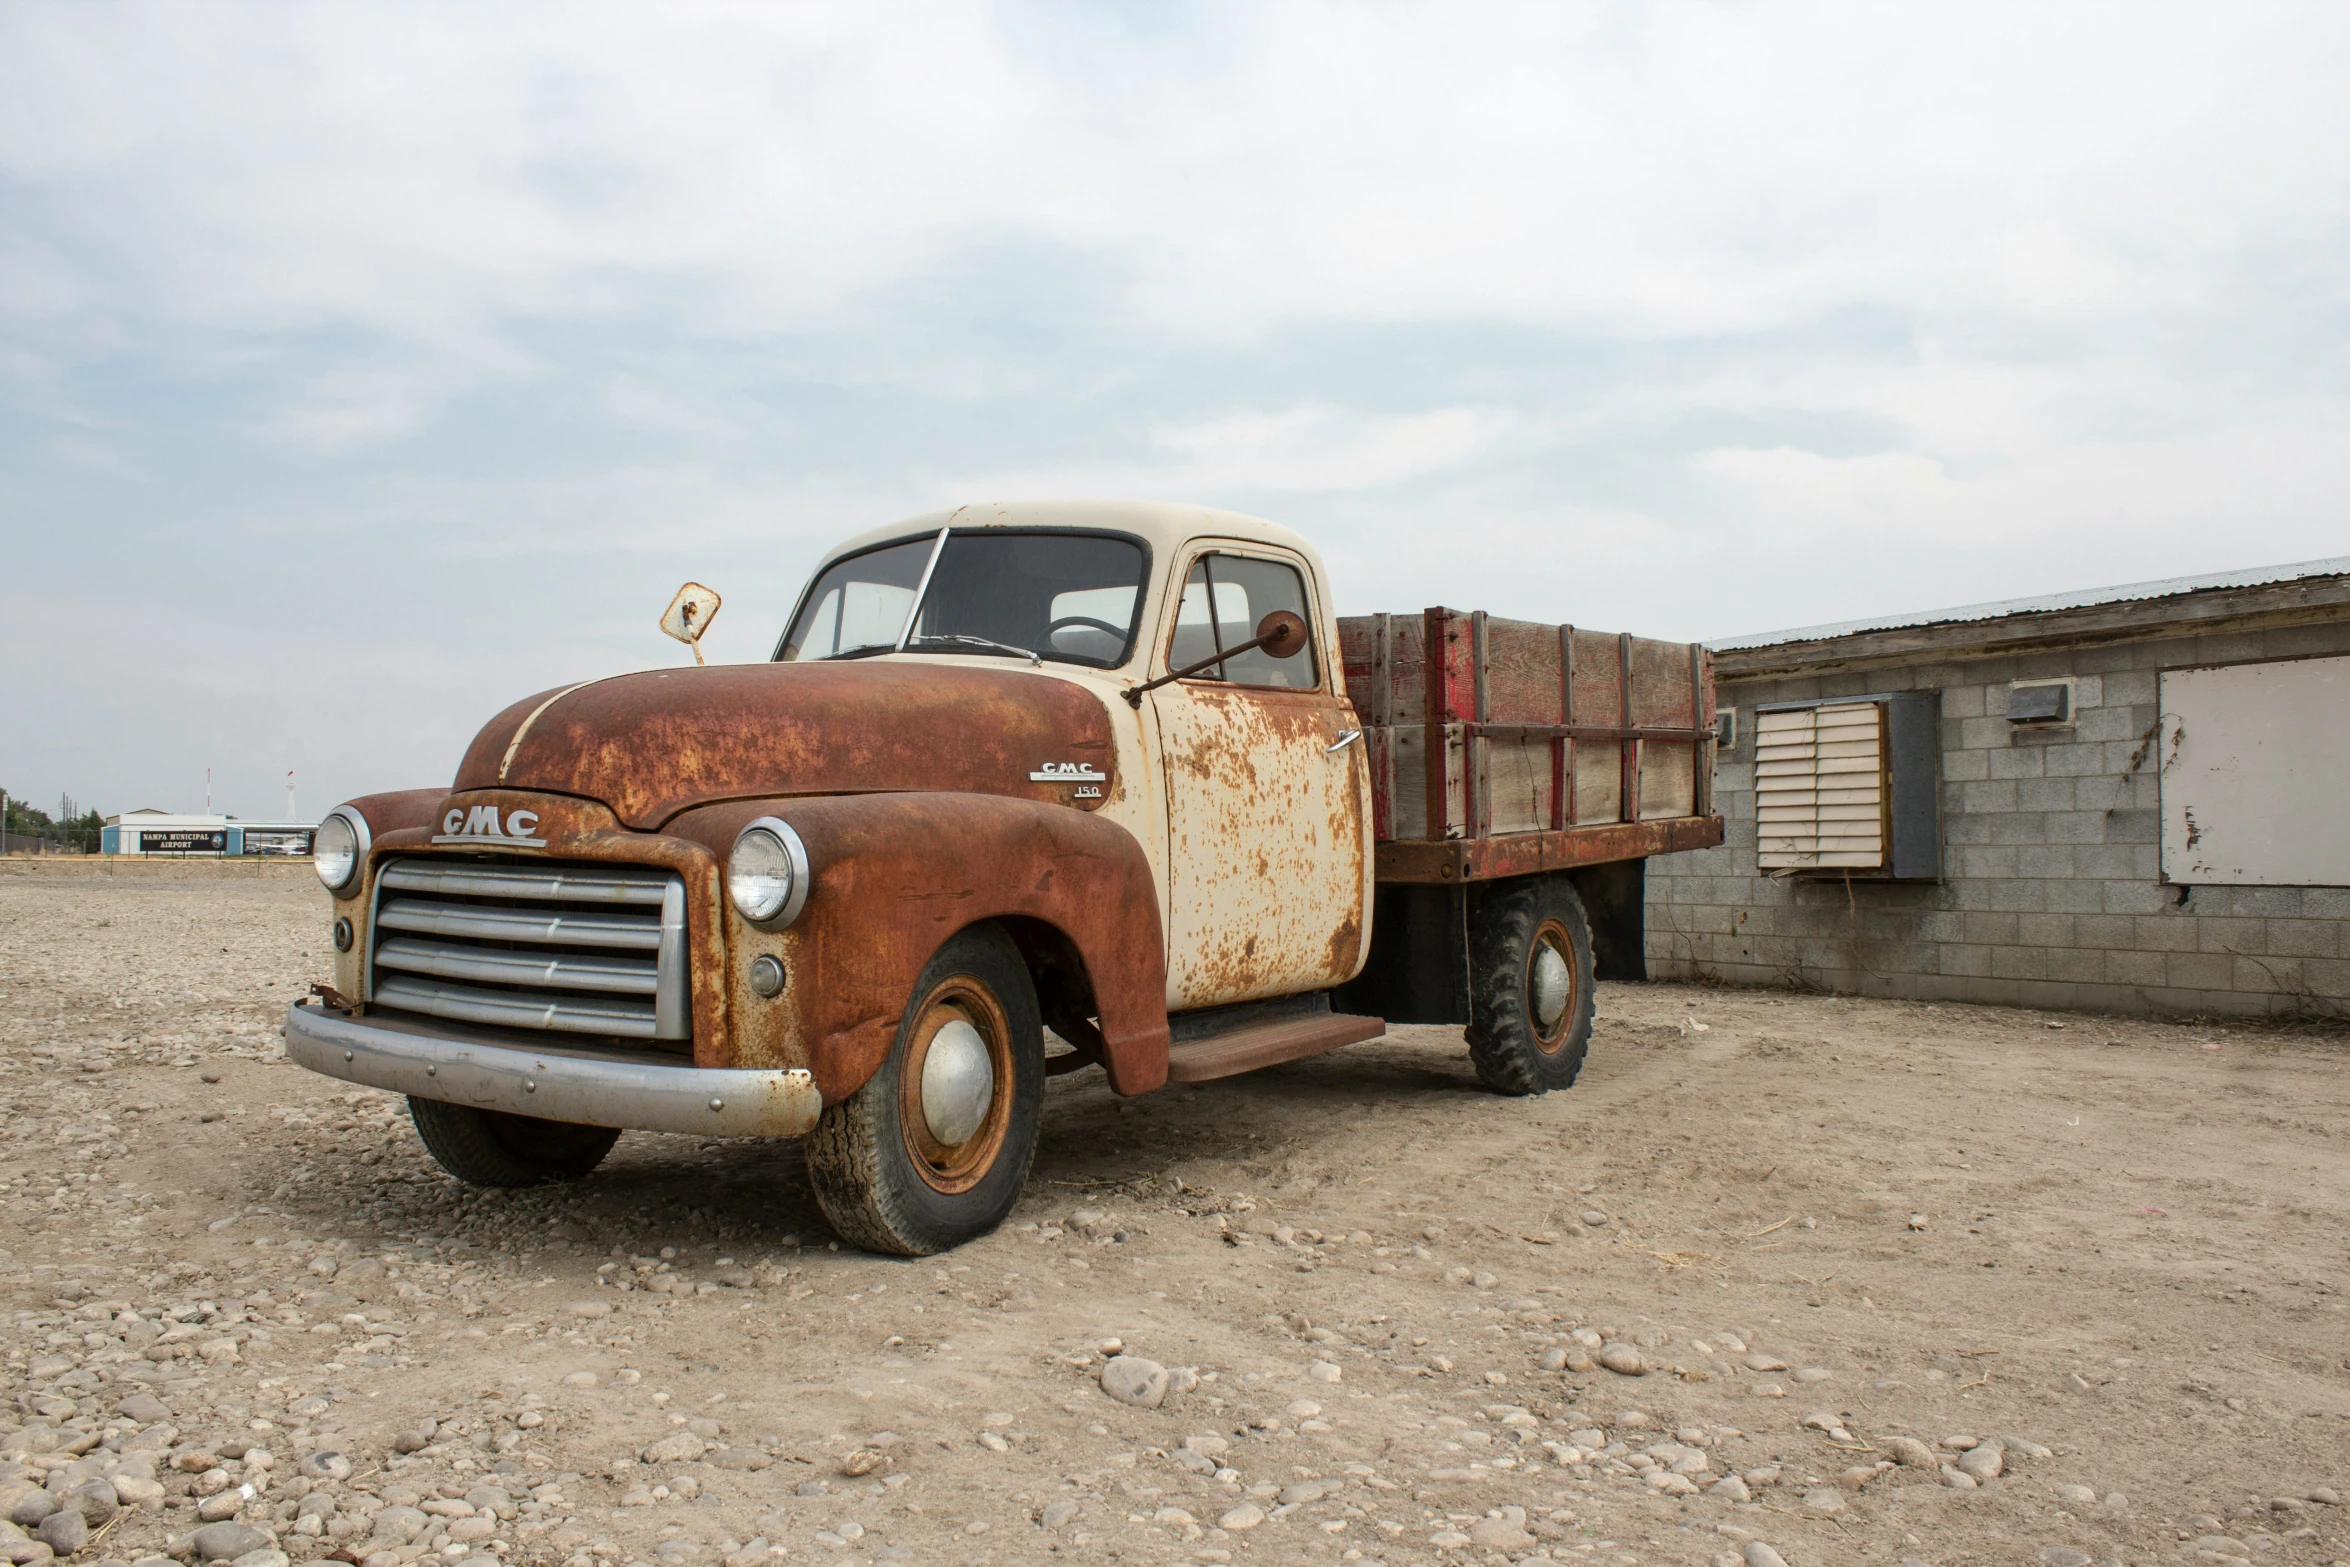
814, 499, 1324, 575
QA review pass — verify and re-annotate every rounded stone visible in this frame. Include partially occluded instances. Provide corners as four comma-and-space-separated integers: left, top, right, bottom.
36, 1511, 88, 1554
921, 1020, 994, 1147
1956, 1443, 2005, 1482
190, 1523, 274, 1562
67, 1480, 119, 1526
1597, 1343, 1646, 1376
1887, 1437, 1940, 1470
1099, 1355, 1170, 1409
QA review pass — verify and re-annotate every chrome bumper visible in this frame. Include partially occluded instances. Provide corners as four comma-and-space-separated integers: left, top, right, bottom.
282, 1001, 822, 1138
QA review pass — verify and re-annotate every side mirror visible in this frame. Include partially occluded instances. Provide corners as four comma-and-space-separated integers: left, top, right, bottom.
1255, 610, 1309, 659
660, 582, 722, 665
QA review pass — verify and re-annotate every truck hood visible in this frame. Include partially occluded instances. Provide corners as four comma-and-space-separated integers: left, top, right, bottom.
453, 661, 1118, 829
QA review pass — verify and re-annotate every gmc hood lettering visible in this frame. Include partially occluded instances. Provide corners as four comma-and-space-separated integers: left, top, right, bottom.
433, 804, 547, 848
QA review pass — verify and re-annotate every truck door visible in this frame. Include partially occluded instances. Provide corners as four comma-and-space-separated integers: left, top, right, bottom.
1149, 546, 1372, 1009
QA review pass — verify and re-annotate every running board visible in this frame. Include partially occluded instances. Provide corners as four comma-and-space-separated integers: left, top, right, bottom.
1163, 1011, 1386, 1084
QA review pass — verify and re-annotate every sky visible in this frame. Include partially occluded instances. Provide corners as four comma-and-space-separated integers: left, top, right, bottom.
3, 2, 2346, 821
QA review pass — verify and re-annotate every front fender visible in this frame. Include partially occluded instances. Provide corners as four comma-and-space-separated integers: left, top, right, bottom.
666, 793, 1171, 1104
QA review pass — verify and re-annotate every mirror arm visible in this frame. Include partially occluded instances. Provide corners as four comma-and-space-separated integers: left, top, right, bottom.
1123, 631, 1278, 707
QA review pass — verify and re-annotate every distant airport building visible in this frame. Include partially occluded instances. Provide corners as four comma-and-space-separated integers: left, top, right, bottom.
100, 809, 316, 857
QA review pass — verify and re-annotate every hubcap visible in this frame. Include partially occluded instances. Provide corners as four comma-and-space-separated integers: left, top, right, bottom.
897, 977, 1016, 1195
1531, 943, 1572, 1031
921, 1019, 995, 1147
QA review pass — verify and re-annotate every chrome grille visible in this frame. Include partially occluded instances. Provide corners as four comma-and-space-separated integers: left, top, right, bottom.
368, 860, 688, 1040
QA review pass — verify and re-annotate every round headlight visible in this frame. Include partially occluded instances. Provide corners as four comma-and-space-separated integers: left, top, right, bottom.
727, 818, 810, 927
313, 809, 365, 894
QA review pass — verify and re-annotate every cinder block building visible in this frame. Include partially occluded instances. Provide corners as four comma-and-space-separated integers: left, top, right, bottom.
1644, 557, 2350, 1016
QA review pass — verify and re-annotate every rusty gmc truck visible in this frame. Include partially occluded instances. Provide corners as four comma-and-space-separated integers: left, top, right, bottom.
286, 501, 1722, 1254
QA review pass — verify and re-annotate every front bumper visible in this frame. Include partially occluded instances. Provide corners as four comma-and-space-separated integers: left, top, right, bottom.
282, 1001, 822, 1138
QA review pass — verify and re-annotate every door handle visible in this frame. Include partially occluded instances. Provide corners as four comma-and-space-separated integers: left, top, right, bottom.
1325, 728, 1363, 755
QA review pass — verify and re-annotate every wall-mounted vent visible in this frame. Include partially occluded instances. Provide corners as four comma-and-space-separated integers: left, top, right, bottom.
1754, 692, 1939, 878
2007, 678, 2072, 724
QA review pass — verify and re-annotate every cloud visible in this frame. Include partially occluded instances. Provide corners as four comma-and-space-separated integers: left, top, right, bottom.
2, 1, 2347, 811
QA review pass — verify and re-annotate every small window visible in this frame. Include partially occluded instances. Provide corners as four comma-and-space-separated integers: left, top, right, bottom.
1168, 553, 1318, 689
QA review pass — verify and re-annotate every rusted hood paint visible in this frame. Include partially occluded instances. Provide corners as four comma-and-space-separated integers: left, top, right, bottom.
455, 663, 1116, 829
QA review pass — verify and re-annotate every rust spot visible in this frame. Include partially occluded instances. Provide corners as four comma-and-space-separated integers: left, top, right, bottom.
1153, 682, 1370, 1006
666, 793, 1170, 1103
455, 662, 1120, 828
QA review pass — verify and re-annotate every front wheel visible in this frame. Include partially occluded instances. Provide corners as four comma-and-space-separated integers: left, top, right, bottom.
805, 923, 1045, 1255
1464, 874, 1597, 1095
408, 1098, 620, 1186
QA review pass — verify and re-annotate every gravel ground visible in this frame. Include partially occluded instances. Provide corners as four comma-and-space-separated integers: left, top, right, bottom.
1, 862, 2347, 1567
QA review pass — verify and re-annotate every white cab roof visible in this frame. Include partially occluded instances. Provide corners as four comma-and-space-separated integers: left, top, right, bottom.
814, 499, 1324, 576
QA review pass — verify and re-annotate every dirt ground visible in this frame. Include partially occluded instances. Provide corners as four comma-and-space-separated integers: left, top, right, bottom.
2, 863, 2346, 1567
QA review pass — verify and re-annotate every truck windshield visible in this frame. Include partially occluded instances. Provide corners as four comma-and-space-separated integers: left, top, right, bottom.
778, 529, 1150, 668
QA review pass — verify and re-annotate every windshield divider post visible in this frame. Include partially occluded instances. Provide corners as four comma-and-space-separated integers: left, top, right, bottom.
894, 525, 951, 652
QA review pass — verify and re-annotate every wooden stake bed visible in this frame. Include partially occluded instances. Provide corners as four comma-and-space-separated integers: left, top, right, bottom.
1164, 1010, 1387, 1084
1338, 606, 1725, 883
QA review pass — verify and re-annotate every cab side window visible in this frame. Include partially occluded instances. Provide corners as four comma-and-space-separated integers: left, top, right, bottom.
1168, 554, 1319, 690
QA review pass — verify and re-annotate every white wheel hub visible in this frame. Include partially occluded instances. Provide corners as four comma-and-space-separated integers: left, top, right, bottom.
921, 1019, 994, 1147
1531, 944, 1572, 1031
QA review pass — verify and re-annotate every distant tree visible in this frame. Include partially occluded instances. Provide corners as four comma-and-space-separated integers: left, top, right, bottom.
1, 791, 105, 852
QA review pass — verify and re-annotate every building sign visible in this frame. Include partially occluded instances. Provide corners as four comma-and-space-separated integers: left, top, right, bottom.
140, 829, 227, 853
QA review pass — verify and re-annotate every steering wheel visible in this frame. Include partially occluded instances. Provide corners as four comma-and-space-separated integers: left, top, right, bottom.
1045, 615, 1128, 641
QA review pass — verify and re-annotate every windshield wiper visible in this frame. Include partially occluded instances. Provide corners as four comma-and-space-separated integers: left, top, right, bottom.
820, 643, 901, 661
908, 633, 1043, 666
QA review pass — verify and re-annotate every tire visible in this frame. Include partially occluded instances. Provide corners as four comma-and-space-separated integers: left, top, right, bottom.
408, 1098, 620, 1186
1464, 874, 1596, 1096
805, 923, 1045, 1256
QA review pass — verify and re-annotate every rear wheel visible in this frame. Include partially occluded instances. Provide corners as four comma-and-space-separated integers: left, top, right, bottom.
408, 1098, 620, 1186
806, 923, 1045, 1255
1465, 874, 1596, 1095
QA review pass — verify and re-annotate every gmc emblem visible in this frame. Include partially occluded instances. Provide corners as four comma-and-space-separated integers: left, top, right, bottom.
432, 804, 546, 848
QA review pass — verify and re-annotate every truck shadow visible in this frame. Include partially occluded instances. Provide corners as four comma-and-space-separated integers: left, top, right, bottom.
318, 1029, 1495, 1258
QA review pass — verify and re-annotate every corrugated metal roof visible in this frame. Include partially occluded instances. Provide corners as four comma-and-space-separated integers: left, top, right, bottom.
1711, 555, 2350, 652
